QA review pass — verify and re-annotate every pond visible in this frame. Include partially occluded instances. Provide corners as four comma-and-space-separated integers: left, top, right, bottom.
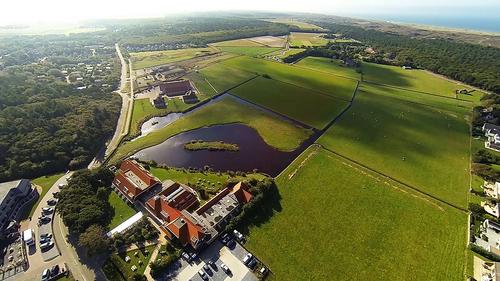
133, 123, 315, 177
139, 113, 184, 137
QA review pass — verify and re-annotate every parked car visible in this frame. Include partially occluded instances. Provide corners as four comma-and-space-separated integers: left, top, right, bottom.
260, 266, 268, 275
226, 239, 236, 248
47, 199, 57, 206
221, 263, 231, 274
247, 258, 257, 269
40, 233, 52, 240
190, 252, 198, 261
41, 268, 50, 281
208, 260, 216, 269
181, 252, 191, 262
242, 253, 253, 265
51, 264, 60, 276
39, 236, 51, 244
38, 217, 51, 225
40, 241, 54, 250
198, 270, 208, 280
42, 207, 53, 213
233, 229, 244, 241
219, 233, 228, 242
58, 183, 65, 188
203, 264, 211, 274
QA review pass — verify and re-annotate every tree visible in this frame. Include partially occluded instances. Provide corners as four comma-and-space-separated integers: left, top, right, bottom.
78, 224, 109, 257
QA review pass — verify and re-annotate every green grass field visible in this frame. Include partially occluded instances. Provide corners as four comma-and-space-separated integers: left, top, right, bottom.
318, 83, 471, 208
231, 77, 349, 129
362, 62, 483, 101
218, 46, 281, 56
266, 48, 306, 59
289, 32, 329, 47
222, 56, 358, 101
198, 62, 257, 93
111, 97, 313, 163
211, 39, 266, 47
296, 57, 361, 80
269, 19, 326, 31
245, 146, 467, 280
107, 191, 136, 229
28, 173, 64, 218
130, 47, 219, 70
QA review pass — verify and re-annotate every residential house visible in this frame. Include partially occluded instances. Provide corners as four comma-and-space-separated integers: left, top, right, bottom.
477, 219, 500, 255
483, 181, 500, 199
0, 179, 35, 232
112, 160, 160, 203
151, 95, 166, 108
482, 201, 500, 218
483, 123, 500, 151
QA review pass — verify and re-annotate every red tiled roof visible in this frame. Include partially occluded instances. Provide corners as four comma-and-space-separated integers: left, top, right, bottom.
112, 160, 159, 201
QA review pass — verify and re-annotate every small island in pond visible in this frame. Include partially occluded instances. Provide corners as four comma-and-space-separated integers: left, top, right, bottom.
184, 140, 239, 152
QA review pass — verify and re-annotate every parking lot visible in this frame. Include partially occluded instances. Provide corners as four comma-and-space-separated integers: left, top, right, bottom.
165, 240, 259, 281
0, 238, 27, 280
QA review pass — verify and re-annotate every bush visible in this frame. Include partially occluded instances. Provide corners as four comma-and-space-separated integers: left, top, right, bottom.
470, 243, 500, 261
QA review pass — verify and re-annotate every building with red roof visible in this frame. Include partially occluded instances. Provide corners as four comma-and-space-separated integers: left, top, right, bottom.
145, 181, 253, 250
112, 160, 160, 202
158, 80, 193, 97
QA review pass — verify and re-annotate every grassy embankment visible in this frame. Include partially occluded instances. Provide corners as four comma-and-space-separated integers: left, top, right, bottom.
184, 140, 239, 152
245, 146, 467, 280
295, 57, 362, 80
111, 97, 313, 163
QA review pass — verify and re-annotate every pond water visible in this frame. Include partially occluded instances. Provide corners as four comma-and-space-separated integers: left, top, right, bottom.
139, 113, 184, 137
133, 123, 315, 177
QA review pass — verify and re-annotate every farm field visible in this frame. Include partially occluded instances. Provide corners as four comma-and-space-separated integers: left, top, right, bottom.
211, 38, 266, 47
217, 46, 281, 56
296, 57, 361, 80
245, 146, 467, 281
362, 62, 483, 101
130, 47, 219, 70
318, 83, 471, 208
231, 77, 349, 129
289, 32, 329, 47
111, 96, 313, 163
222, 56, 358, 101
107, 191, 136, 229
198, 62, 257, 93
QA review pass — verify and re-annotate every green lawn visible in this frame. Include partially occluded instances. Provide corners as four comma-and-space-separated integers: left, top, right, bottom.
111, 97, 313, 163
130, 47, 219, 70
318, 83, 471, 208
266, 48, 306, 59
289, 32, 329, 47
245, 146, 467, 280
28, 173, 64, 218
211, 38, 266, 47
362, 62, 483, 101
129, 98, 191, 136
218, 46, 281, 56
222, 56, 358, 101
231, 77, 349, 129
296, 57, 361, 80
198, 62, 257, 93
107, 191, 136, 229
269, 19, 326, 31
103, 245, 156, 280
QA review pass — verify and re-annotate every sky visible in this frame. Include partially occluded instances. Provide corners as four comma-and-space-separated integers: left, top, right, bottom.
0, 0, 499, 25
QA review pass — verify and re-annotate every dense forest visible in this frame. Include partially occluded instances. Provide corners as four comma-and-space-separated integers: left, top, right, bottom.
0, 36, 121, 182
313, 22, 500, 93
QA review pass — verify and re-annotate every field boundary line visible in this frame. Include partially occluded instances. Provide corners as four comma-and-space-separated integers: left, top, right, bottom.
363, 80, 474, 103
275, 144, 321, 179
318, 145, 468, 212
320, 81, 360, 132
292, 63, 361, 82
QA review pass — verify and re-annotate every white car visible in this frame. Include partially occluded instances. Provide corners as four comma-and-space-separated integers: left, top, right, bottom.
221, 263, 231, 274
242, 253, 253, 264
233, 229, 244, 241
40, 241, 54, 250
42, 207, 53, 213
41, 268, 50, 281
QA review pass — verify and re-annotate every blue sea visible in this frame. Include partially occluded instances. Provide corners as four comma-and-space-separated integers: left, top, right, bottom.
350, 9, 500, 33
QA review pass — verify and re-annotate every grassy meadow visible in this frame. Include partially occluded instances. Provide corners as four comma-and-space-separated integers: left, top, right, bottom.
296, 57, 362, 80
318, 83, 471, 208
269, 19, 326, 31
111, 97, 313, 163
199, 62, 257, 93
218, 46, 281, 56
231, 77, 349, 129
266, 48, 306, 59
130, 47, 219, 70
222, 56, 358, 101
245, 146, 467, 280
211, 38, 266, 47
362, 62, 483, 101
289, 32, 329, 47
